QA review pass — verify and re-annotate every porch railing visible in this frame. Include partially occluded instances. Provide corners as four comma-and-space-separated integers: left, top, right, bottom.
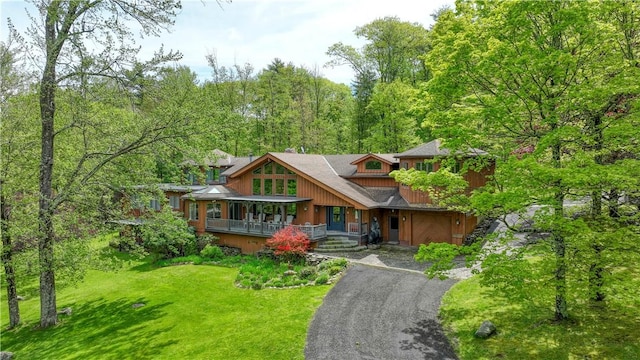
348, 222, 368, 236
206, 218, 327, 240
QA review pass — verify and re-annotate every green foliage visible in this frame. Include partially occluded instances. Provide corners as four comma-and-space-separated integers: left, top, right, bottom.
315, 273, 330, 285
137, 207, 196, 260
391, 166, 471, 210
200, 244, 224, 261
235, 257, 348, 289
415, 242, 481, 280
420, 0, 640, 320
298, 266, 317, 280
441, 271, 640, 359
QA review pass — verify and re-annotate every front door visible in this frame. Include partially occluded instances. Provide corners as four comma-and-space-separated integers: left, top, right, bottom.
326, 207, 345, 231
388, 216, 399, 243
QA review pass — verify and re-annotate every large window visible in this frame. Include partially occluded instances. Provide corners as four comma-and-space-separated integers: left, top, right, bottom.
149, 198, 161, 211
365, 160, 382, 170
206, 168, 220, 182
275, 179, 285, 195
287, 179, 296, 196
169, 196, 180, 209
207, 203, 221, 219
188, 203, 199, 220
415, 162, 433, 173
264, 179, 273, 195
252, 163, 297, 197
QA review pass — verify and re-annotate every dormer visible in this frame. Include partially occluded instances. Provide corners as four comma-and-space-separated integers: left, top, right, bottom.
351, 153, 398, 175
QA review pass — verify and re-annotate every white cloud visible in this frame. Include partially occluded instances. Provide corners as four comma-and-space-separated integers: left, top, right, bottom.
1, 0, 454, 84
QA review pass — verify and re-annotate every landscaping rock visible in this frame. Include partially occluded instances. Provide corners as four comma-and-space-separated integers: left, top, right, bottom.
305, 253, 331, 266
132, 303, 146, 309
283, 270, 297, 277
475, 320, 497, 339
0, 351, 14, 360
16, 295, 25, 301
57, 307, 72, 316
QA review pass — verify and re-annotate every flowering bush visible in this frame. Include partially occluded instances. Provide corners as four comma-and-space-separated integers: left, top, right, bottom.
265, 226, 310, 264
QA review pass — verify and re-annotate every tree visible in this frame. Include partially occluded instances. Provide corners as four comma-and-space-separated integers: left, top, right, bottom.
364, 80, 421, 153
326, 17, 431, 152
0, 39, 37, 329
8, 0, 205, 328
411, 1, 640, 321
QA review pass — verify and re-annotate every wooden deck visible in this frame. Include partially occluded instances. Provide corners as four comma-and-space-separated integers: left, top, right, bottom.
206, 219, 328, 240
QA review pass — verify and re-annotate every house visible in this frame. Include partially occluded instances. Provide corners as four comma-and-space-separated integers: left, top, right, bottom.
160, 140, 494, 254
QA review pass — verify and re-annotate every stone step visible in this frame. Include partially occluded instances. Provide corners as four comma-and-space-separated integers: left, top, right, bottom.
314, 245, 368, 253
323, 239, 355, 246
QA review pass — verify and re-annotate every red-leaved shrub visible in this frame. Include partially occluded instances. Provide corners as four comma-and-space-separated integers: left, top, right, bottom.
265, 226, 310, 263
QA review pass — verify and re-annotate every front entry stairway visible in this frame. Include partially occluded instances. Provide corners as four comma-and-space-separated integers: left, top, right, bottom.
314, 236, 367, 253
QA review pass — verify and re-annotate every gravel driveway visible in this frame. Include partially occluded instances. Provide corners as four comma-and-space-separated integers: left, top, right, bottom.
305, 264, 458, 360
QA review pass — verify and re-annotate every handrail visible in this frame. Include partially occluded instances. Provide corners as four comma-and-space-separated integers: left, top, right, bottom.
206, 219, 327, 240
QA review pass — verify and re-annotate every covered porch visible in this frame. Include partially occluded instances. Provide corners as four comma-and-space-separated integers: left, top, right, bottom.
206, 218, 327, 240
207, 195, 327, 240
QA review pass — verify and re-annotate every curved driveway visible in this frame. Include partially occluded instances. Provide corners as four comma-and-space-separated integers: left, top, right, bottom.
305, 264, 458, 360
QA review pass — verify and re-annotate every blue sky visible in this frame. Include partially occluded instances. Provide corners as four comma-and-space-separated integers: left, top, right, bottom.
1, 0, 453, 85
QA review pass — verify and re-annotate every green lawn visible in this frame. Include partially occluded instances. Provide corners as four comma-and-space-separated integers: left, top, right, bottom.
440, 276, 640, 359
1, 255, 332, 359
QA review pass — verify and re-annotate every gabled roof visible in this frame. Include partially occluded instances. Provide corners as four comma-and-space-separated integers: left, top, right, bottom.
220, 156, 251, 176
183, 185, 241, 200
226, 152, 379, 209
349, 153, 398, 166
323, 154, 364, 177
395, 139, 487, 158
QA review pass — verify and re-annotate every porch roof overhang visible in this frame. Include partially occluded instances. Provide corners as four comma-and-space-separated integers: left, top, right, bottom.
223, 195, 312, 204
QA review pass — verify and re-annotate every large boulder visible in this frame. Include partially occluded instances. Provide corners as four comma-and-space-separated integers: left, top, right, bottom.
1, 351, 14, 360
475, 320, 497, 339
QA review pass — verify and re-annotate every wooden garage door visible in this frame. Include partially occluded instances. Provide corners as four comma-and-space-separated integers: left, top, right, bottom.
411, 213, 452, 246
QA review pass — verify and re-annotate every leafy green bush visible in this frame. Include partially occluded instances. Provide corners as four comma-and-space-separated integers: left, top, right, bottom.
298, 266, 317, 280
315, 273, 330, 285
328, 266, 343, 276
318, 258, 347, 270
200, 244, 224, 260
197, 234, 219, 252
138, 207, 195, 260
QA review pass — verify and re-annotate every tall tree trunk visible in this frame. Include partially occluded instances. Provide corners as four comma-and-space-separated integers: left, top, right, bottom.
0, 184, 20, 328
589, 112, 606, 301
552, 141, 569, 321
38, 9, 58, 328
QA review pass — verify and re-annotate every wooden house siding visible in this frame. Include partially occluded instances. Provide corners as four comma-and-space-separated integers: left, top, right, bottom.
297, 177, 352, 207
355, 161, 392, 174
399, 184, 434, 205
409, 212, 454, 246
217, 233, 266, 254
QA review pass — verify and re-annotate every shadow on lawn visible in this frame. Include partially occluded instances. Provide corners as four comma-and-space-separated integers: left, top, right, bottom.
3, 297, 175, 360
438, 293, 640, 359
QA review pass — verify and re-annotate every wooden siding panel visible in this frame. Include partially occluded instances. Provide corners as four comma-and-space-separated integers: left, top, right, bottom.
399, 185, 434, 205
410, 212, 452, 245
355, 161, 392, 174
297, 177, 352, 206
215, 233, 266, 254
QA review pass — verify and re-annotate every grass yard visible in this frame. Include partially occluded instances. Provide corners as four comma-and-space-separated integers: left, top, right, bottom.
440, 276, 640, 359
1, 253, 333, 359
